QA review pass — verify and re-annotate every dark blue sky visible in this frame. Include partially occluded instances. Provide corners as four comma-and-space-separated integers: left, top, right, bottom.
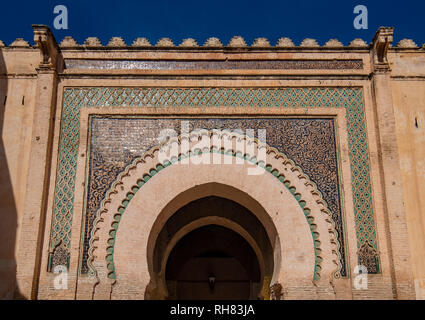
1, 0, 424, 47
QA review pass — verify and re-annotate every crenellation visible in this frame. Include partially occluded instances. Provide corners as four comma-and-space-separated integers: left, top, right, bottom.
131, 37, 151, 47
9, 38, 30, 48
299, 38, 319, 47
4, 35, 425, 50
228, 36, 247, 47
396, 39, 418, 48
83, 37, 102, 47
60, 36, 79, 48
107, 37, 126, 47
203, 37, 223, 47
179, 38, 199, 47
155, 38, 175, 47
251, 38, 271, 47
349, 38, 368, 48
276, 37, 295, 47
324, 39, 344, 47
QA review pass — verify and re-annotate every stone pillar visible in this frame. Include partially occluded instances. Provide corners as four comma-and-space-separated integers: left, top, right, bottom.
370, 27, 415, 299
15, 25, 62, 299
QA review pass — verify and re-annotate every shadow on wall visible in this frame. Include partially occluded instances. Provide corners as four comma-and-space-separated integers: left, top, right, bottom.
0, 49, 21, 299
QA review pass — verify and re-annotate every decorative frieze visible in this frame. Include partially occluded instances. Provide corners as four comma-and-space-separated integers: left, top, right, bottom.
64, 58, 363, 70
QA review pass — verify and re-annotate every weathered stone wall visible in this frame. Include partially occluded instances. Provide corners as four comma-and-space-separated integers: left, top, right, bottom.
0, 45, 38, 299
390, 48, 425, 299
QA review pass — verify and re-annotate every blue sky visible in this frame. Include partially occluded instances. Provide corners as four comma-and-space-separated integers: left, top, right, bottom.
1, 0, 424, 47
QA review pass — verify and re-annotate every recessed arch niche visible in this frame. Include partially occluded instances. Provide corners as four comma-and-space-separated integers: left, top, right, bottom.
153, 196, 274, 300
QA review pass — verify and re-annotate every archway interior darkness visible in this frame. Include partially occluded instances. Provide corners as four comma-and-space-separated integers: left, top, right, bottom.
166, 225, 261, 300
152, 196, 274, 300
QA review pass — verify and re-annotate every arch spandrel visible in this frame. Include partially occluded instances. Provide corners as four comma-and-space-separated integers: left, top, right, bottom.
89, 131, 340, 299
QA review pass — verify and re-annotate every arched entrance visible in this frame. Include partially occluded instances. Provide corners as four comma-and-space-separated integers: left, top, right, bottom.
153, 196, 273, 300
89, 131, 340, 300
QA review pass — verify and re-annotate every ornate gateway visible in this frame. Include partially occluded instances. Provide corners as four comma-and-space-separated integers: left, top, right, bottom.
1, 26, 423, 299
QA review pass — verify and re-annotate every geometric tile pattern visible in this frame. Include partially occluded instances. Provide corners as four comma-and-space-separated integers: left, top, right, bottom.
47, 93, 79, 271
48, 87, 380, 274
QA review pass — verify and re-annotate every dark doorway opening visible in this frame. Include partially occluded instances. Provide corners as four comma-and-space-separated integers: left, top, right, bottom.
165, 225, 261, 300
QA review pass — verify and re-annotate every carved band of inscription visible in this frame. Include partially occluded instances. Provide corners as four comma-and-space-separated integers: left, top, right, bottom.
65, 59, 363, 70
